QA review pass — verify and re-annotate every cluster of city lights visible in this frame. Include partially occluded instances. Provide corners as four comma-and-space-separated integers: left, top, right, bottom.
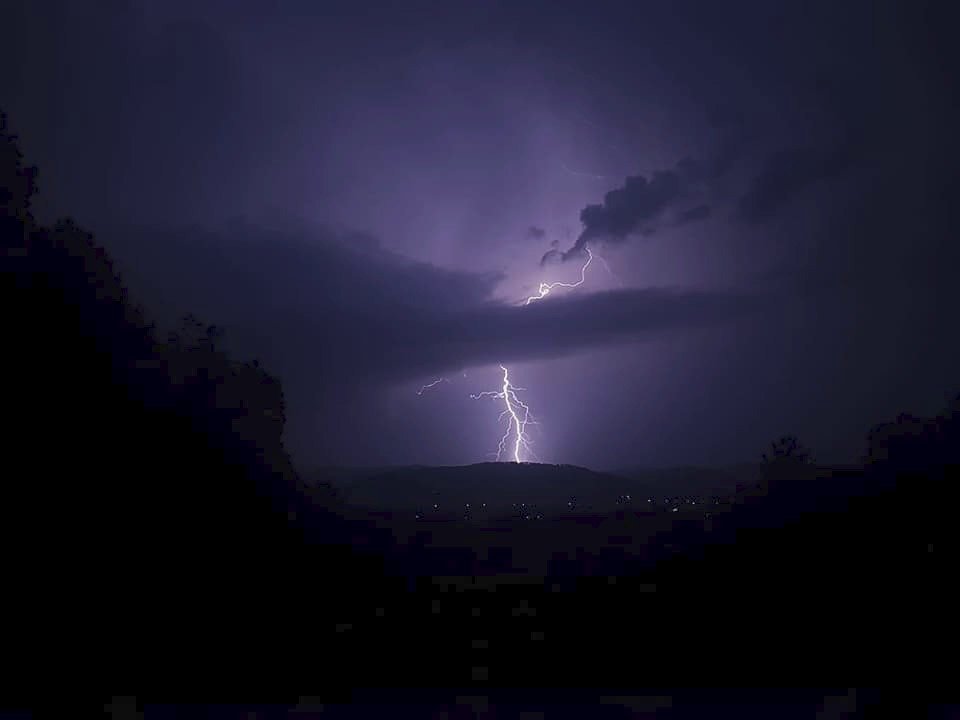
410, 495, 729, 520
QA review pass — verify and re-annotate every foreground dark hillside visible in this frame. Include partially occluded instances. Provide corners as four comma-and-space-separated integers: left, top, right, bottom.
304, 454, 956, 586
1, 114, 393, 668
3, 112, 959, 694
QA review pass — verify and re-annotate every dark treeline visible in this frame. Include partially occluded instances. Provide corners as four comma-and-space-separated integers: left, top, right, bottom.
1, 112, 295, 560
3, 110, 958, 695
1, 113, 396, 674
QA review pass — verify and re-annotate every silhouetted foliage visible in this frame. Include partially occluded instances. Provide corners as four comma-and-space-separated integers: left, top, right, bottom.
0, 112, 37, 219
761, 434, 813, 465
864, 395, 960, 478
0, 111, 365, 644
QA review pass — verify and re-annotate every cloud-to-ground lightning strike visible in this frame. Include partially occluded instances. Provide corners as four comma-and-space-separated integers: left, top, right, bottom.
524, 247, 594, 305
464, 248, 596, 460
470, 365, 537, 463
417, 378, 450, 395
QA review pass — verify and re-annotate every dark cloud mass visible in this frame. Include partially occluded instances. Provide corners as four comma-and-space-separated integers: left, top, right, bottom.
539, 248, 561, 265
580, 172, 683, 240
738, 140, 867, 222
106, 218, 764, 375
548, 163, 714, 264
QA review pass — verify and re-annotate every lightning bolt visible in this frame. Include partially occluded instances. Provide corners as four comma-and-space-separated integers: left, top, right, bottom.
416, 378, 450, 395
470, 365, 537, 463
560, 161, 610, 180
592, 250, 623, 287
525, 247, 594, 305
462, 247, 595, 460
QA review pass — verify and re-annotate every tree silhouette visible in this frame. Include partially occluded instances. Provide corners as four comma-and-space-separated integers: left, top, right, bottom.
865, 393, 960, 474
0, 112, 37, 219
0, 109, 333, 643
762, 434, 814, 465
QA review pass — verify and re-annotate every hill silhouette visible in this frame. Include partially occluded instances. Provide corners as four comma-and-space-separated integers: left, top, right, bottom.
614, 463, 765, 498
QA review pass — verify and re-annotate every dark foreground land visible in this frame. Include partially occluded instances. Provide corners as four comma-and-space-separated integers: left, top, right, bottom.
3, 113, 959, 703
297, 456, 956, 681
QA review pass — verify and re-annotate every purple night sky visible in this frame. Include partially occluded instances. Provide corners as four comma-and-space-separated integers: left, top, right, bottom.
3, 0, 958, 470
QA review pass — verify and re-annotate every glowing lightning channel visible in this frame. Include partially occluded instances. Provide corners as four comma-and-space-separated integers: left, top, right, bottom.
417, 378, 450, 395
524, 247, 594, 305
592, 251, 623, 287
470, 365, 537, 463
560, 160, 611, 180
464, 242, 600, 461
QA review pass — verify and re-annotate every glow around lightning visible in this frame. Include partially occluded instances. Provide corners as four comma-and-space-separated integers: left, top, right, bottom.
524, 247, 593, 305
470, 365, 536, 463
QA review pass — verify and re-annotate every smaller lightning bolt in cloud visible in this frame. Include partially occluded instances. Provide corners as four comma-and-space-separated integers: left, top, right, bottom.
559, 160, 611, 181
525, 246, 594, 305
592, 250, 623, 287
416, 378, 450, 395
471, 365, 537, 463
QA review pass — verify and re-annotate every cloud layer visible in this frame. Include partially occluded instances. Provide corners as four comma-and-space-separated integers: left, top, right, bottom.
107, 220, 768, 381
104, 219, 773, 461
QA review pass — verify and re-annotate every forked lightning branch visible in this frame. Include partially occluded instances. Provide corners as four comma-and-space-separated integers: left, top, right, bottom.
419, 244, 595, 462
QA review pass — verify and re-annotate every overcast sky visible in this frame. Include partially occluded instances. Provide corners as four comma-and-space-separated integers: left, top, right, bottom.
3, 0, 958, 469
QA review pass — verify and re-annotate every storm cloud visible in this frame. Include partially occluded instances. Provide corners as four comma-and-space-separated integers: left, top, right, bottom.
103, 219, 773, 461
738, 140, 866, 222
545, 167, 707, 264
106, 220, 767, 382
